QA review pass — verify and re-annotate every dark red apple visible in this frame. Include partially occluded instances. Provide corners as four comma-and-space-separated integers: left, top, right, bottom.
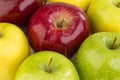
28, 2, 90, 58
0, 0, 43, 25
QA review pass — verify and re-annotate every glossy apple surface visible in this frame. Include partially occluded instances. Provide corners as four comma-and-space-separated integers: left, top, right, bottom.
87, 0, 120, 33
75, 32, 120, 80
45, 0, 91, 11
0, 23, 30, 80
0, 0, 43, 25
15, 51, 80, 80
28, 2, 90, 58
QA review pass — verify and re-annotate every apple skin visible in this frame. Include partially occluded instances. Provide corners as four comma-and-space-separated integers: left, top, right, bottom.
75, 32, 120, 80
0, 0, 43, 25
15, 51, 80, 80
45, 0, 91, 11
28, 2, 90, 58
0, 23, 30, 80
87, 0, 120, 33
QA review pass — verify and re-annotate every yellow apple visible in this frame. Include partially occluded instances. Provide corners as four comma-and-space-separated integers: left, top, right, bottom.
87, 0, 120, 33
45, 0, 91, 11
0, 23, 30, 80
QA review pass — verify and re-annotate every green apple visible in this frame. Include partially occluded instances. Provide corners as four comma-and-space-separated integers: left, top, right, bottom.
45, 0, 91, 11
87, 0, 120, 33
15, 51, 80, 80
0, 23, 30, 80
75, 32, 120, 80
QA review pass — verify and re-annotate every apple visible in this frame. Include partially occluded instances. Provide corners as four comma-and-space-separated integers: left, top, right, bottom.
0, 23, 30, 80
28, 2, 90, 58
15, 51, 80, 80
0, 0, 43, 25
45, 0, 91, 11
75, 32, 120, 80
87, 0, 120, 33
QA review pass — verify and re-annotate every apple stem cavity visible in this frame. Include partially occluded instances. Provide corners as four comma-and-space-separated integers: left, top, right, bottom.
116, 2, 120, 7
110, 37, 117, 49
56, 19, 66, 29
46, 57, 53, 73
113, 1, 120, 8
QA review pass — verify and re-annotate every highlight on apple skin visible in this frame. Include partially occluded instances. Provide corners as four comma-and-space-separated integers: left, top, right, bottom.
87, 0, 120, 33
28, 2, 90, 58
0, 0, 43, 25
75, 32, 120, 80
0, 23, 30, 80
15, 51, 80, 80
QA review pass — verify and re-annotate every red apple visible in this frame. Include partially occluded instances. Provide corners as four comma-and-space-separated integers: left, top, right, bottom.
0, 0, 43, 25
28, 2, 90, 58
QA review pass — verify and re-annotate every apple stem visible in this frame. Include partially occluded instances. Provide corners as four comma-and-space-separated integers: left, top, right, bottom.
47, 57, 53, 73
57, 19, 65, 28
110, 37, 117, 49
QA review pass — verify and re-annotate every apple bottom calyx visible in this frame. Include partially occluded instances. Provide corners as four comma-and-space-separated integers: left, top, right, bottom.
46, 57, 53, 73
109, 37, 117, 50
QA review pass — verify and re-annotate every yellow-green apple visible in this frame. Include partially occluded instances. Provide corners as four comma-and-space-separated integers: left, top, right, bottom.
45, 0, 91, 11
75, 32, 120, 80
0, 23, 30, 80
15, 51, 80, 80
28, 2, 90, 58
87, 0, 120, 33
0, 0, 43, 25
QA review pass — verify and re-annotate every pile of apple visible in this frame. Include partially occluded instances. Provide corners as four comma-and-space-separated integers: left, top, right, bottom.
1, 0, 120, 80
